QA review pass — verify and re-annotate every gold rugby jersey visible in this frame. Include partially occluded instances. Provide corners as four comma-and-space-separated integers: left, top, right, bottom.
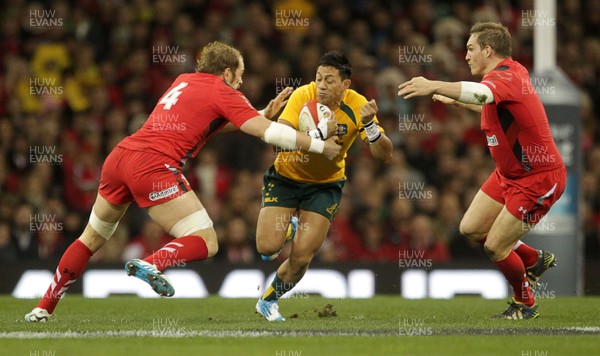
275, 82, 384, 183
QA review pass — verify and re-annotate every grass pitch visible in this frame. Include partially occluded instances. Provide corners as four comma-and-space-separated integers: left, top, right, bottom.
1, 296, 599, 355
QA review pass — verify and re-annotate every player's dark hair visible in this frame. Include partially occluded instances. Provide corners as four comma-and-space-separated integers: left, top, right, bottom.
470, 22, 512, 58
196, 41, 242, 75
318, 51, 352, 80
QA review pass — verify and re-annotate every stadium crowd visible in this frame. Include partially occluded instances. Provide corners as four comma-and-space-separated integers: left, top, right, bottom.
0, 0, 598, 265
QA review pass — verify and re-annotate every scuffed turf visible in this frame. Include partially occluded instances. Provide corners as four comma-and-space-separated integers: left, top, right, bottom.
3, 296, 599, 355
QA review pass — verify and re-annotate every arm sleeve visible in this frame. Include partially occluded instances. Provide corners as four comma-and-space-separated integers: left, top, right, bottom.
213, 84, 261, 128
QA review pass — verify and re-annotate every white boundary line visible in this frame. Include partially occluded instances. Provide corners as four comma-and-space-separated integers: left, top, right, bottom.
0, 330, 396, 338
1, 327, 599, 339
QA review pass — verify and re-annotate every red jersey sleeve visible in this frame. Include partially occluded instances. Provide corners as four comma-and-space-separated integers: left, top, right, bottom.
480, 68, 522, 104
212, 83, 260, 128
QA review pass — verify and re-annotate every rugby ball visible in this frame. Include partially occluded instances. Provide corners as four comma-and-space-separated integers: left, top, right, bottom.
298, 100, 332, 132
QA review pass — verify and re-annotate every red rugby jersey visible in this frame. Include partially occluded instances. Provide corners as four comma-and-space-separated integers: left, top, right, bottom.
119, 73, 259, 165
479, 58, 563, 178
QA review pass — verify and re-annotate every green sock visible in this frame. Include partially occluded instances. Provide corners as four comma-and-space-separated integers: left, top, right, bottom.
261, 274, 295, 301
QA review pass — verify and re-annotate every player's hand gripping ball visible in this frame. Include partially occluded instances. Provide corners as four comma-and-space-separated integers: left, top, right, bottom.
298, 100, 334, 139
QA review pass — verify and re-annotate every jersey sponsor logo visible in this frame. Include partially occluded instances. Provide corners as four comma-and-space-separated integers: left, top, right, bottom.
264, 196, 279, 203
149, 185, 180, 201
486, 135, 499, 146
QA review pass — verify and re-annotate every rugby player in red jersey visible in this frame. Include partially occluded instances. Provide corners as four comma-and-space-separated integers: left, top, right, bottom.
398, 22, 566, 319
25, 42, 341, 322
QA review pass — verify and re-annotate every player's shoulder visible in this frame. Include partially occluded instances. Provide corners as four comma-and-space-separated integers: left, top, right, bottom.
342, 88, 368, 110
179, 72, 225, 87
485, 58, 528, 82
288, 82, 316, 105
293, 82, 317, 98
169, 72, 220, 94
175, 72, 206, 83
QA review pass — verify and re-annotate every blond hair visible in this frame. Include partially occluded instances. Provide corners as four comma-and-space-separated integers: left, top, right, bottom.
196, 41, 242, 75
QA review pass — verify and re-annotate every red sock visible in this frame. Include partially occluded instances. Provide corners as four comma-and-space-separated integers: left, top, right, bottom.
143, 235, 209, 271
513, 241, 539, 267
38, 239, 93, 314
495, 251, 534, 306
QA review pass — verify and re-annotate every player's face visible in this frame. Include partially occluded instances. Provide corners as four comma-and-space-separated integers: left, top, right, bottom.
465, 35, 488, 77
315, 66, 349, 109
225, 57, 244, 89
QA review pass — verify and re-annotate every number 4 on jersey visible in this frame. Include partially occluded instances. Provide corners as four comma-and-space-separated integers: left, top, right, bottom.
159, 82, 188, 110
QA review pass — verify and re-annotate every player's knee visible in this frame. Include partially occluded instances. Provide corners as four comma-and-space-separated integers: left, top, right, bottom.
255, 224, 286, 256
458, 217, 474, 237
89, 210, 119, 241
205, 237, 218, 257
199, 229, 219, 257
483, 240, 506, 261
255, 234, 280, 256
256, 235, 282, 256
459, 218, 485, 242
79, 226, 107, 253
170, 209, 218, 256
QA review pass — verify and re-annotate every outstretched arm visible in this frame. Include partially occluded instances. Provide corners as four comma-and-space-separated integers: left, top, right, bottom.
220, 87, 294, 133
239, 115, 341, 160
398, 76, 494, 105
432, 94, 483, 113
398, 77, 461, 100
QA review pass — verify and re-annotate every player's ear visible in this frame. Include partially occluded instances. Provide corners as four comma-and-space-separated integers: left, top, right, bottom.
485, 45, 493, 58
222, 67, 233, 82
342, 79, 351, 90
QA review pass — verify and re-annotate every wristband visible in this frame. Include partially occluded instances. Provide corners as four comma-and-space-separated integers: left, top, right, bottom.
306, 128, 325, 140
363, 120, 382, 143
307, 137, 324, 154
